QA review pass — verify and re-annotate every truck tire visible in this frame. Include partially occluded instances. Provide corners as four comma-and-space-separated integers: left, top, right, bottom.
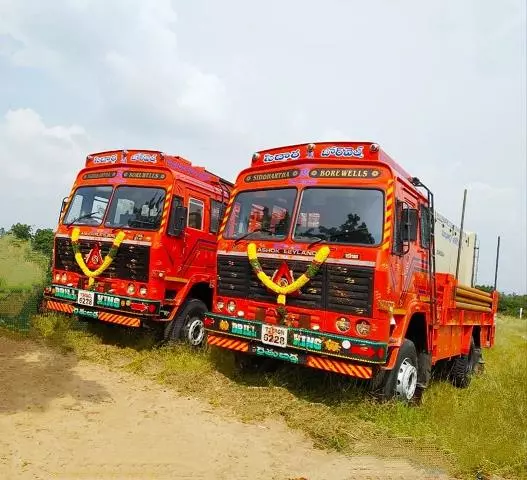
449, 338, 477, 388
374, 339, 419, 403
473, 347, 485, 375
164, 298, 208, 347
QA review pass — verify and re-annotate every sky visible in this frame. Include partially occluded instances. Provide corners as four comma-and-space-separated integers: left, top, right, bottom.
0, 0, 525, 293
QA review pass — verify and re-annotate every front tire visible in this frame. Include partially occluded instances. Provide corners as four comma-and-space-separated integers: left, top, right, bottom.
164, 299, 208, 347
373, 339, 419, 403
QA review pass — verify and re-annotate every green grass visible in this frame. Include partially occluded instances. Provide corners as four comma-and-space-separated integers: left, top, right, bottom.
21, 313, 526, 479
0, 235, 47, 291
0, 236, 48, 327
2, 238, 525, 478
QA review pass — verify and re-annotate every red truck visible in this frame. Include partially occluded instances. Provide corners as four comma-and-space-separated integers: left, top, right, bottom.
43, 149, 232, 346
204, 141, 498, 402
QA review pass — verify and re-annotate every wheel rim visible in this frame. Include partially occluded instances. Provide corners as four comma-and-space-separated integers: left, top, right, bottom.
186, 316, 205, 346
396, 358, 417, 401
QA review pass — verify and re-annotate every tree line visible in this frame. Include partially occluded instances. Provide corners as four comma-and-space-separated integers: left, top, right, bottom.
1, 223, 54, 258
1, 223, 524, 317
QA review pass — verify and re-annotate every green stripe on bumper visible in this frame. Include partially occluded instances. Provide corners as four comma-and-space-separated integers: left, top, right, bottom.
205, 312, 388, 364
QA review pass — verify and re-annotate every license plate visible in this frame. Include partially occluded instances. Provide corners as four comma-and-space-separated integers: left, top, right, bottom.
77, 290, 95, 307
261, 324, 288, 348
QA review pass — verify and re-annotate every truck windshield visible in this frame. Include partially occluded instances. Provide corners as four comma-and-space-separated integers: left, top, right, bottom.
293, 188, 384, 245
105, 186, 166, 230
63, 186, 113, 226
223, 188, 296, 240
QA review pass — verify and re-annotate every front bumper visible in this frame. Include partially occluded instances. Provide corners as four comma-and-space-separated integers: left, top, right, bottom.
204, 312, 389, 379
43, 285, 162, 328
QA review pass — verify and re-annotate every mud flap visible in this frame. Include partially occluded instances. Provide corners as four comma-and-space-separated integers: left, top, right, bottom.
417, 351, 432, 389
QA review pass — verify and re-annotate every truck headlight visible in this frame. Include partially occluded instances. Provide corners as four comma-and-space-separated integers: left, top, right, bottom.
336, 317, 351, 333
355, 320, 371, 336
227, 300, 236, 313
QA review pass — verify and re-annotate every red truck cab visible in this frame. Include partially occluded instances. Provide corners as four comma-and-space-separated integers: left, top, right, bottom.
43, 149, 232, 345
204, 141, 497, 402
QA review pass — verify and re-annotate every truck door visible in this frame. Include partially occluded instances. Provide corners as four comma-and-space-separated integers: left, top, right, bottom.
183, 192, 217, 275
392, 184, 423, 305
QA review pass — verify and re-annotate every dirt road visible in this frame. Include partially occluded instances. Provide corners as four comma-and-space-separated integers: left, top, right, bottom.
0, 337, 448, 480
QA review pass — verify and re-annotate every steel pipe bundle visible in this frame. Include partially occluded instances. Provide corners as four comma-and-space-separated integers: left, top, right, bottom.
455, 284, 493, 313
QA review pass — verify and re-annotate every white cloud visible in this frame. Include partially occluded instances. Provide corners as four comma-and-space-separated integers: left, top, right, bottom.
0, 0, 231, 130
0, 0, 524, 292
0, 108, 92, 227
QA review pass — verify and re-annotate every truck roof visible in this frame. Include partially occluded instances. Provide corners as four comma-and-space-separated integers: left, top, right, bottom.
251, 141, 413, 181
85, 149, 233, 187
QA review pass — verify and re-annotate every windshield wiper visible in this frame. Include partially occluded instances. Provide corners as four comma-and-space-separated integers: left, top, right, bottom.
294, 234, 322, 243
234, 228, 274, 245
308, 228, 370, 248
65, 211, 101, 227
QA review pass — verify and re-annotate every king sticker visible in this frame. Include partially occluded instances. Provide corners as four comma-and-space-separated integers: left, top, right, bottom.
85, 243, 104, 270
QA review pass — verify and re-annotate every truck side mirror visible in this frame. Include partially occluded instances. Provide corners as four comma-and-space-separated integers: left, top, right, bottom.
60, 197, 68, 213
168, 205, 188, 237
58, 197, 68, 222
401, 208, 418, 242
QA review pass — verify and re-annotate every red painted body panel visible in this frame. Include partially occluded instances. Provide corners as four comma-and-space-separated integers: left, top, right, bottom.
204, 141, 497, 376
43, 149, 232, 328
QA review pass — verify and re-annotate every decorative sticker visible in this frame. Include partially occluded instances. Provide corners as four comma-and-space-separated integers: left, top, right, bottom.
82, 171, 117, 180
263, 149, 301, 163
165, 158, 215, 183
252, 345, 301, 364
320, 146, 364, 158
92, 153, 119, 165
96, 294, 121, 309
309, 168, 380, 178
54, 286, 77, 301
73, 307, 99, 319
256, 246, 317, 257
129, 152, 158, 164
291, 332, 323, 351
231, 320, 258, 339
122, 171, 166, 180
245, 169, 300, 182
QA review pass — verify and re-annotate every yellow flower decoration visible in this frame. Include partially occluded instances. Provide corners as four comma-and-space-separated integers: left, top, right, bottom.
71, 227, 126, 288
247, 243, 330, 305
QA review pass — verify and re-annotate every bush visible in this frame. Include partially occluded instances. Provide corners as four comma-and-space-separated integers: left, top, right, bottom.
9, 223, 33, 241
33, 228, 54, 258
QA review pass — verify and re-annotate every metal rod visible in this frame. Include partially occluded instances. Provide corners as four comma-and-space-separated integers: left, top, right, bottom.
455, 189, 467, 282
455, 301, 492, 313
493, 235, 501, 291
471, 234, 478, 287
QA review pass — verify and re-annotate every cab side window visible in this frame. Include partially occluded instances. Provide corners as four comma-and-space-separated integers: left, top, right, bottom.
188, 198, 204, 230
420, 205, 432, 249
210, 199, 223, 234
393, 199, 418, 255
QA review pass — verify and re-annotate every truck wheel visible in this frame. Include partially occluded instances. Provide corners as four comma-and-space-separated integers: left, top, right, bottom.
449, 338, 477, 388
164, 299, 208, 347
473, 348, 485, 375
374, 339, 419, 403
